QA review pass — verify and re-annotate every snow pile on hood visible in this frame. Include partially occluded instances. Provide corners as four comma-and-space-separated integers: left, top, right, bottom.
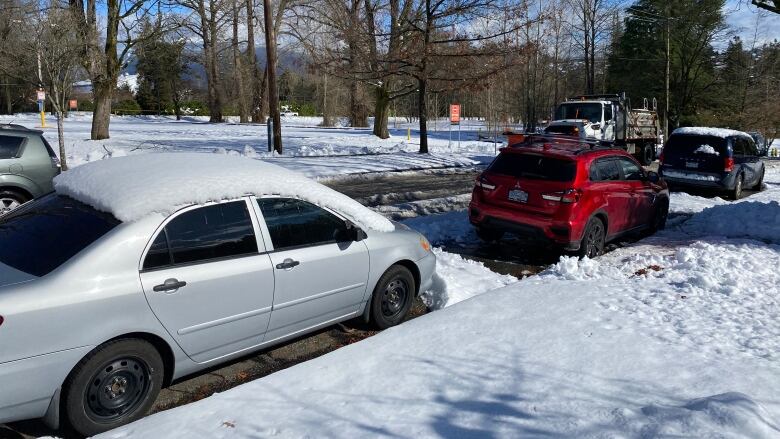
682, 200, 780, 243
54, 153, 395, 231
693, 144, 719, 155
672, 126, 750, 139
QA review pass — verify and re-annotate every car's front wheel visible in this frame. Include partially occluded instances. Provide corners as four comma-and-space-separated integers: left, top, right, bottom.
62, 338, 164, 437
753, 168, 765, 191
370, 265, 415, 330
578, 217, 606, 259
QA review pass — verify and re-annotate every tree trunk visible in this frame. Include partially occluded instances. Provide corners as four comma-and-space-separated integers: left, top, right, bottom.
56, 111, 68, 171
349, 80, 368, 127
418, 78, 428, 154
232, 0, 249, 123
372, 84, 390, 138
263, 0, 282, 153
91, 81, 113, 140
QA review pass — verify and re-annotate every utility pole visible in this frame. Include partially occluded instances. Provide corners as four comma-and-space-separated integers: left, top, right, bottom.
263, 0, 282, 153
664, 4, 670, 142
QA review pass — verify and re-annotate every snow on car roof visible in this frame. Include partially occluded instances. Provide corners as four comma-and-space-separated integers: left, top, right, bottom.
53, 153, 395, 231
672, 127, 752, 139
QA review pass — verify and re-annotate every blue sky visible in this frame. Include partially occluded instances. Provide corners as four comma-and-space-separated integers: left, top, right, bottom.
724, 0, 780, 45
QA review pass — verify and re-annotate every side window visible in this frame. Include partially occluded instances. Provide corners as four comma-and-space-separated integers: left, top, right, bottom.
589, 162, 601, 181
745, 138, 757, 156
732, 138, 745, 156
604, 104, 612, 122
258, 198, 347, 251
595, 158, 620, 181
617, 157, 644, 181
0, 135, 25, 159
142, 201, 258, 269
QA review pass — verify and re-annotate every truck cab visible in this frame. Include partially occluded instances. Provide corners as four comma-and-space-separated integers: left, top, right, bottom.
551, 100, 616, 141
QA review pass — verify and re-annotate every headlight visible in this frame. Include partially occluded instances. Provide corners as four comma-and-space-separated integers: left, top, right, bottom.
420, 235, 431, 252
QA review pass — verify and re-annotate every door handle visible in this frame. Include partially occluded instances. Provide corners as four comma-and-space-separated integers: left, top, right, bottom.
275, 258, 300, 270
153, 278, 187, 292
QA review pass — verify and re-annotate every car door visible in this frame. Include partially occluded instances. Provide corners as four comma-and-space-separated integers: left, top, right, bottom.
615, 156, 653, 229
139, 199, 275, 363
254, 197, 370, 342
743, 137, 761, 186
591, 157, 631, 236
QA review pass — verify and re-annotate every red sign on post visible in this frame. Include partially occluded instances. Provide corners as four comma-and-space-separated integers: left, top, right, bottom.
69, 99, 78, 110
450, 104, 461, 124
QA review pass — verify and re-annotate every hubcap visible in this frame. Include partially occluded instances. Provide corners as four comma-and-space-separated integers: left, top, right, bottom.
586, 222, 604, 258
85, 357, 151, 423
381, 278, 409, 318
0, 197, 20, 215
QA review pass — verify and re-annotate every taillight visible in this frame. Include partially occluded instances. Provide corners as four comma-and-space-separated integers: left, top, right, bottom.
542, 189, 581, 203
475, 175, 496, 191
658, 151, 664, 165
724, 157, 734, 172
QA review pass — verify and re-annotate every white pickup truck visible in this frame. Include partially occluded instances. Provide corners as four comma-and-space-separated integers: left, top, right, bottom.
545, 93, 660, 165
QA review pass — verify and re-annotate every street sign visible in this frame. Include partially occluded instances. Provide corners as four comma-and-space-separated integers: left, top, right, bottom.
36, 90, 45, 101
449, 104, 461, 124
69, 99, 78, 110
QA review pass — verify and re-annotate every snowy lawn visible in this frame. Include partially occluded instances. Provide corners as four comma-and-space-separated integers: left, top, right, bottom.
0, 113, 499, 178
90, 175, 780, 438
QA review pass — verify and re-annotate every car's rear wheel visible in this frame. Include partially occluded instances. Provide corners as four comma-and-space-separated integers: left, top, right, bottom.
370, 265, 415, 330
578, 217, 606, 259
730, 174, 744, 200
62, 339, 164, 437
476, 227, 504, 243
0, 189, 29, 215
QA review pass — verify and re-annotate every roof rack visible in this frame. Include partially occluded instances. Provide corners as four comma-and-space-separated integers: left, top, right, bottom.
510, 134, 621, 154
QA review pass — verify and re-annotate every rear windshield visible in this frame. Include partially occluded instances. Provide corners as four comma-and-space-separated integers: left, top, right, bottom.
666, 135, 728, 157
0, 194, 120, 277
489, 153, 577, 181
0, 135, 25, 159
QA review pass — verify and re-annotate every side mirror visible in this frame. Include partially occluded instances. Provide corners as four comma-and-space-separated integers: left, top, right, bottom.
647, 171, 660, 183
335, 221, 365, 242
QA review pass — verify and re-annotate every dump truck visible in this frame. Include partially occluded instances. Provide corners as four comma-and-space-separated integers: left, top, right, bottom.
545, 93, 660, 165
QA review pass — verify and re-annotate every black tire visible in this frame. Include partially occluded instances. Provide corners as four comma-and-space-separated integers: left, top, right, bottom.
0, 188, 30, 216
369, 265, 416, 330
637, 143, 654, 166
62, 338, 164, 437
753, 168, 765, 191
730, 173, 744, 200
577, 217, 606, 259
476, 227, 504, 243
649, 199, 669, 232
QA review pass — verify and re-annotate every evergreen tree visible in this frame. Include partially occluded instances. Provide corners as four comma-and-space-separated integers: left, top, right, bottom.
135, 23, 188, 119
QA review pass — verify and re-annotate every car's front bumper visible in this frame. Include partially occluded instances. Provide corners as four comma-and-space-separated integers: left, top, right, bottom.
0, 346, 91, 425
416, 251, 436, 295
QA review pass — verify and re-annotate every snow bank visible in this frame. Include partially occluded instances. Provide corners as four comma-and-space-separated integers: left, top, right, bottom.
421, 248, 515, 309
54, 153, 394, 231
682, 200, 780, 243
672, 126, 751, 139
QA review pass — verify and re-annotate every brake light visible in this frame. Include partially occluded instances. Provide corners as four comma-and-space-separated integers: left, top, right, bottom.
475, 175, 496, 191
724, 157, 734, 172
542, 189, 581, 203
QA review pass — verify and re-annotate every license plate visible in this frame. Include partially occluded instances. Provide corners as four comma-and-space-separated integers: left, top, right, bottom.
686, 161, 699, 168
508, 189, 528, 203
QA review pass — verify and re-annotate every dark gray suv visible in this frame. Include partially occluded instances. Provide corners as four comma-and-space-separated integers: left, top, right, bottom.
0, 124, 61, 214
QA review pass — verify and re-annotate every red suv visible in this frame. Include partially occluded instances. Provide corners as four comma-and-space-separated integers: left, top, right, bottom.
469, 135, 669, 257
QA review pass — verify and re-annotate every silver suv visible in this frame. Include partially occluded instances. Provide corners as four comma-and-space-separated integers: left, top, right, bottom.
0, 124, 61, 214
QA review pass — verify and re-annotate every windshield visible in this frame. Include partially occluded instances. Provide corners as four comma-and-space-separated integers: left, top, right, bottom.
554, 103, 602, 123
0, 194, 120, 277
489, 153, 577, 182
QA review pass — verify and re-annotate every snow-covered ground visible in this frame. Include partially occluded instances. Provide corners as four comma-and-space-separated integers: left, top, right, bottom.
87, 150, 780, 438
0, 113, 500, 178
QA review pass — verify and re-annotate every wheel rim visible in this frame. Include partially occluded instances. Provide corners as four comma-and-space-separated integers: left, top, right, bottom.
735, 178, 742, 198
585, 222, 604, 258
84, 356, 151, 423
381, 278, 410, 318
0, 197, 21, 215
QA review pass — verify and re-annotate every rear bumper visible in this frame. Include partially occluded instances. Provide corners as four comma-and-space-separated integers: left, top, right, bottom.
660, 168, 734, 190
0, 346, 92, 425
468, 201, 580, 250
